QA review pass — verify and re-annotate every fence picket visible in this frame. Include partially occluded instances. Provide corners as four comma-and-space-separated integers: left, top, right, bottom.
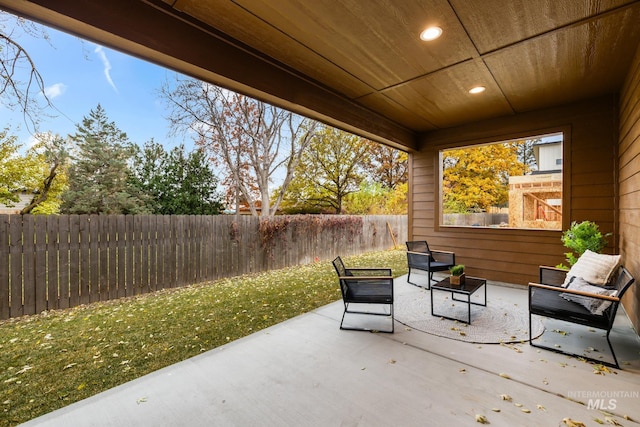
0, 215, 9, 319
35, 215, 48, 313
69, 215, 80, 307
58, 215, 70, 309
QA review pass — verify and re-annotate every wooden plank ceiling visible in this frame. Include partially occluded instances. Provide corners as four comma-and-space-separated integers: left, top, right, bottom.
2, 0, 640, 150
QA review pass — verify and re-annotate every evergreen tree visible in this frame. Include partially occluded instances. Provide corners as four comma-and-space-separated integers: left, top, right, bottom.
61, 104, 148, 214
131, 141, 224, 215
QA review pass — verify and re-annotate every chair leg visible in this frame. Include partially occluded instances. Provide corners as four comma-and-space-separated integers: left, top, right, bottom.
407, 268, 430, 289
528, 314, 620, 369
340, 302, 394, 333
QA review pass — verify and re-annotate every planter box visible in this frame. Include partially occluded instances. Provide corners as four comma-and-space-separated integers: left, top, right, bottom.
450, 273, 466, 285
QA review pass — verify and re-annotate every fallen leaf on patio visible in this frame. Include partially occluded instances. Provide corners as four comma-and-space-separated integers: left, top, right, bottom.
521, 408, 531, 413
593, 419, 604, 424
552, 329, 569, 335
361, 367, 366, 370
136, 397, 147, 404
499, 372, 510, 379
475, 414, 489, 424
536, 404, 546, 411
593, 364, 611, 375
388, 359, 396, 364
562, 418, 586, 427
542, 378, 549, 385
514, 403, 523, 407
499, 394, 512, 401
459, 332, 467, 336
491, 408, 500, 412
554, 344, 562, 348
605, 416, 622, 425
624, 415, 633, 421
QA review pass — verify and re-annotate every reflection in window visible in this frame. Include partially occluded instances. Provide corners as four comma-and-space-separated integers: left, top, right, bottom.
441, 132, 563, 230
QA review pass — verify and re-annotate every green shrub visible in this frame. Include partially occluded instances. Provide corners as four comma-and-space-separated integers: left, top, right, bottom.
560, 221, 610, 267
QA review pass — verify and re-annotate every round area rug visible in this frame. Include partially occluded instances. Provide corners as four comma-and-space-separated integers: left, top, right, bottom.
395, 288, 544, 344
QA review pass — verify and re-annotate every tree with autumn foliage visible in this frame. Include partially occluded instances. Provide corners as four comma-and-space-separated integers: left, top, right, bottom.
443, 142, 527, 213
0, 129, 68, 214
280, 125, 370, 214
361, 141, 408, 190
161, 77, 317, 217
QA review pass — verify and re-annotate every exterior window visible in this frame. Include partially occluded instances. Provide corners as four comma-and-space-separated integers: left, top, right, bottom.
440, 132, 563, 230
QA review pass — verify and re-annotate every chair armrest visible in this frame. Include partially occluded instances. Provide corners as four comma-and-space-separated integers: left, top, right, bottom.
431, 250, 455, 264
345, 268, 392, 277
406, 251, 430, 257
339, 275, 393, 281
528, 282, 620, 302
431, 249, 455, 255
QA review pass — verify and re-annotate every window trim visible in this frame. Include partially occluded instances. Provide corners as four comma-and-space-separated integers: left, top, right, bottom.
434, 126, 571, 232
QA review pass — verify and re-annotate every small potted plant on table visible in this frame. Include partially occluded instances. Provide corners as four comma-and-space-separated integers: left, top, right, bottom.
449, 264, 465, 285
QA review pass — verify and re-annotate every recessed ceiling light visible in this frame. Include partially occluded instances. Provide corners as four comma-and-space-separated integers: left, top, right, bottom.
420, 26, 442, 41
469, 86, 486, 94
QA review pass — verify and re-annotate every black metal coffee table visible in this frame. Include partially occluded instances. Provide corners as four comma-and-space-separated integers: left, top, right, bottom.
430, 276, 487, 324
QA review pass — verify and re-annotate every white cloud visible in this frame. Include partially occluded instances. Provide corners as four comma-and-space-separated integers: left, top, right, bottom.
44, 83, 67, 99
94, 45, 118, 93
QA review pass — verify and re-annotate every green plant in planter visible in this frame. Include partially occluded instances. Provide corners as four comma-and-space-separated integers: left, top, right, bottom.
560, 220, 611, 268
449, 264, 465, 276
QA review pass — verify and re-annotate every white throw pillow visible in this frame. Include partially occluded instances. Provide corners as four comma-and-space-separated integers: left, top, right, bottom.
560, 277, 617, 315
563, 250, 620, 286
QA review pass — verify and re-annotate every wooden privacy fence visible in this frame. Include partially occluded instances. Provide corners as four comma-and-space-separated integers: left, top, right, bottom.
0, 214, 407, 319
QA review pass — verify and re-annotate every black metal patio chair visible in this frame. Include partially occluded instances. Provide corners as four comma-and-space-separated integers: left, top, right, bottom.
405, 240, 456, 289
332, 256, 394, 333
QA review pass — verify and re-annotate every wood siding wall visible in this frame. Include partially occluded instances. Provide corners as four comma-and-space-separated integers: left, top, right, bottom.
409, 96, 618, 286
619, 42, 640, 333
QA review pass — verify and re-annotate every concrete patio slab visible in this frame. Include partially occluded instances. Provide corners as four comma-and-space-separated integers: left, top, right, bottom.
21, 276, 640, 427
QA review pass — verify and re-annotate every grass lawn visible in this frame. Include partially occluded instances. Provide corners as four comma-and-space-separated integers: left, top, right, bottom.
0, 249, 407, 426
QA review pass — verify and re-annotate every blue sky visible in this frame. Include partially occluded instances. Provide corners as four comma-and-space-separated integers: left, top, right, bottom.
3, 15, 187, 150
